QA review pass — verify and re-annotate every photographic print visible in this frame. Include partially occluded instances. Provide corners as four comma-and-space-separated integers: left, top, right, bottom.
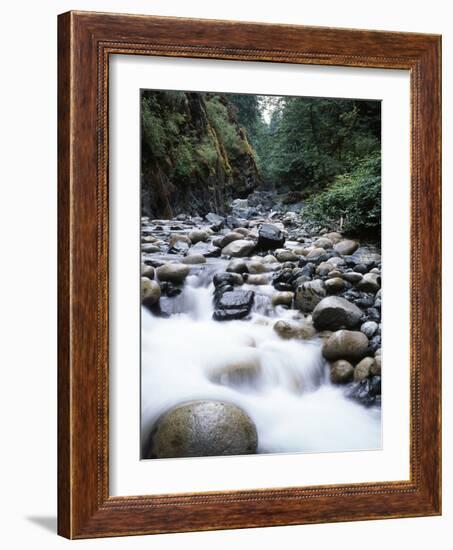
140, 89, 382, 460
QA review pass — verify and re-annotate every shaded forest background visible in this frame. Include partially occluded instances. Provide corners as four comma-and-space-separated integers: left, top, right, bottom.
141, 90, 381, 236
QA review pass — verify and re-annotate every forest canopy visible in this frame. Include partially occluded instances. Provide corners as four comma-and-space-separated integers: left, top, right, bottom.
141, 90, 381, 236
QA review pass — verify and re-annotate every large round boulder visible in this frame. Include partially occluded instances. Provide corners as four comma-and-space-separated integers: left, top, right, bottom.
222, 239, 256, 257
156, 262, 190, 284
312, 296, 363, 330
145, 400, 258, 458
322, 330, 369, 362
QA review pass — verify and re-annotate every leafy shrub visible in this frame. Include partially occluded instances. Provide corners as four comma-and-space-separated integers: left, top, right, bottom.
303, 155, 381, 236
174, 137, 195, 178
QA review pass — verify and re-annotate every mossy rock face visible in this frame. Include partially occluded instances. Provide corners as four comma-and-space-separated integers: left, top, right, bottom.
145, 400, 258, 458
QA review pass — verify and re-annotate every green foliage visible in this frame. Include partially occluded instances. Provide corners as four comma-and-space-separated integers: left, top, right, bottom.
303, 154, 381, 235
205, 97, 246, 157
141, 95, 166, 159
173, 137, 194, 178
196, 138, 218, 174
249, 97, 380, 191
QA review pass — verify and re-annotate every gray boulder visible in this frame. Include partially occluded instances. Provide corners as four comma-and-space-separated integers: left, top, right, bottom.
330, 360, 354, 384
141, 277, 161, 307
313, 237, 333, 249
222, 239, 256, 257
325, 277, 346, 294
334, 239, 359, 255
361, 320, 379, 338
189, 229, 209, 244
273, 319, 316, 340
213, 290, 255, 321
156, 263, 190, 284
322, 330, 369, 362
145, 400, 258, 458
354, 356, 375, 381
256, 224, 285, 251
271, 291, 294, 307
182, 254, 206, 264
357, 272, 381, 293
295, 279, 326, 313
312, 296, 363, 330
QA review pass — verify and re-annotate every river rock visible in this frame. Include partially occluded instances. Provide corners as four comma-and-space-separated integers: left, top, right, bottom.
273, 319, 316, 340
330, 360, 354, 384
213, 272, 243, 287
325, 277, 346, 294
205, 212, 224, 230
213, 290, 255, 321
181, 254, 206, 264
141, 264, 155, 279
169, 233, 191, 247
306, 247, 325, 260
156, 263, 190, 284
316, 261, 334, 276
294, 279, 326, 313
189, 229, 209, 244
226, 259, 249, 274
256, 223, 285, 251
354, 356, 375, 381
312, 296, 363, 330
371, 349, 382, 375
141, 277, 161, 306
235, 227, 250, 237
313, 237, 333, 249
349, 247, 381, 267
328, 256, 346, 267
220, 231, 244, 248
334, 239, 359, 255
322, 330, 369, 362
222, 239, 256, 257
209, 357, 261, 387
271, 291, 294, 307
275, 249, 299, 262
262, 254, 278, 264
361, 320, 378, 338
168, 239, 190, 255
142, 243, 161, 253
357, 272, 381, 293
145, 400, 258, 458
247, 260, 268, 274
245, 274, 269, 285
343, 272, 363, 283
188, 241, 221, 258
324, 231, 343, 244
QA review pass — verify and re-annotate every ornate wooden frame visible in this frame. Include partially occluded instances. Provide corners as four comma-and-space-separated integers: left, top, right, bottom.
58, 10, 442, 539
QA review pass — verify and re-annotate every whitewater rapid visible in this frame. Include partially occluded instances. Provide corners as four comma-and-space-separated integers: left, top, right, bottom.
141, 271, 382, 457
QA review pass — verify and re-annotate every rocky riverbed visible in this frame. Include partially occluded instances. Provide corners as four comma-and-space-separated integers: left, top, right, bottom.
140, 196, 382, 459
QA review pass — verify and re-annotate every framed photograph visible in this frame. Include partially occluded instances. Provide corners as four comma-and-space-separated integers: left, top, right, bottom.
58, 11, 441, 539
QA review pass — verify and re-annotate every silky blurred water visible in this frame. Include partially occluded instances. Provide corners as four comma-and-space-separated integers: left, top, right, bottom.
141, 265, 381, 456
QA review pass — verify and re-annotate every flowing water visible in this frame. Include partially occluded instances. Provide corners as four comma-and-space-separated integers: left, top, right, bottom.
141, 249, 382, 457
